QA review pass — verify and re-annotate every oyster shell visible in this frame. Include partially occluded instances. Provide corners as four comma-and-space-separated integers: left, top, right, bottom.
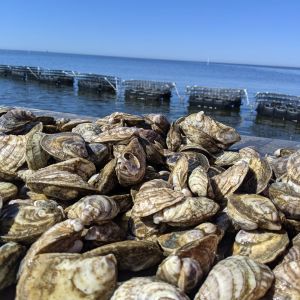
156, 256, 202, 292
0, 182, 18, 203
66, 195, 120, 225
283, 233, 300, 263
0, 242, 25, 290
0, 200, 64, 244
188, 166, 208, 197
266, 154, 289, 179
83, 240, 163, 271
273, 260, 300, 300
169, 155, 189, 192
227, 194, 282, 230
17, 253, 117, 300
111, 277, 190, 300
91, 126, 139, 143
214, 151, 241, 166
144, 113, 170, 135
59, 118, 92, 132
86, 143, 109, 167
72, 122, 102, 142
166, 122, 182, 152
210, 159, 249, 202
153, 196, 219, 227
131, 187, 185, 218
194, 255, 274, 300
233, 229, 289, 264
40, 132, 88, 161
116, 137, 146, 186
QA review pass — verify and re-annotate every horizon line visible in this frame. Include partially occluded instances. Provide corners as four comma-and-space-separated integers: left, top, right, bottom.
1, 48, 300, 70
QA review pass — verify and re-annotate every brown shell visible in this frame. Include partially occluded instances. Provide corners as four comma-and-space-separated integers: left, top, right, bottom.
83, 240, 164, 271
214, 151, 241, 166
116, 138, 146, 186
131, 187, 185, 218
40, 132, 88, 161
71, 122, 102, 142
166, 122, 182, 152
283, 233, 300, 263
59, 119, 92, 132
0, 182, 18, 203
287, 149, 300, 184
227, 194, 282, 230
0, 242, 26, 290
233, 229, 289, 264
144, 113, 170, 135
17, 253, 117, 300
91, 126, 139, 143
188, 166, 208, 197
0, 200, 64, 244
168, 155, 189, 191
153, 196, 219, 227
266, 155, 289, 178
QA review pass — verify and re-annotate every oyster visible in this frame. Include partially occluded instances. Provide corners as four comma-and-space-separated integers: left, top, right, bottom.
194, 256, 274, 300
111, 277, 190, 300
210, 159, 249, 202
283, 233, 300, 263
214, 151, 241, 166
169, 155, 189, 192
269, 181, 300, 220
91, 126, 139, 143
227, 194, 282, 230
40, 132, 88, 161
116, 137, 146, 186
166, 122, 182, 151
86, 143, 109, 167
72, 122, 102, 142
153, 196, 219, 227
188, 166, 208, 197
0, 182, 18, 203
88, 159, 118, 194
0, 200, 64, 244
273, 260, 300, 300
66, 195, 120, 225
233, 229, 289, 264
144, 113, 170, 135
59, 118, 92, 132
0, 134, 27, 179
17, 253, 117, 300
266, 154, 289, 179
131, 187, 185, 218
0, 242, 25, 290
83, 240, 163, 271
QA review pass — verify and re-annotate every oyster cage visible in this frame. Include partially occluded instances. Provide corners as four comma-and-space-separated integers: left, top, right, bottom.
256, 92, 300, 121
123, 80, 175, 101
0, 65, 12, 76
186, 86, 246, 110
38, 69, 75, 86
77, 73, 121, 95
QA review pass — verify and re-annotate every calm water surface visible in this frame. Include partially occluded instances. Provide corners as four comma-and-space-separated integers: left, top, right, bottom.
1, 49, 300, 141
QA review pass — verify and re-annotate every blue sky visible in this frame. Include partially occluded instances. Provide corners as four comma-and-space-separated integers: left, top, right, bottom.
0, 0, 300, 67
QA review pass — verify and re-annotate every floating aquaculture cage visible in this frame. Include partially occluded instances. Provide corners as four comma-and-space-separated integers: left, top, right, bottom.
186, 86, 246, 109
38, 69, 74, 86
0, 65, 11, 76
256, 92, 300, 121
77, 73, 120, 95
123, 80, 174, 101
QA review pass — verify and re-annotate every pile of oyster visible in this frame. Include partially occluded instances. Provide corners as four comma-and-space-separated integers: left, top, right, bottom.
0, 108, 299, 300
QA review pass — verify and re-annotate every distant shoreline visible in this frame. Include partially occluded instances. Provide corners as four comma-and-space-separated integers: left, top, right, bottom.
0, 48, 299, 71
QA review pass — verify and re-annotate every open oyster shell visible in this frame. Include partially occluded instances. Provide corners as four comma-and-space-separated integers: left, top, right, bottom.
194, 255, 274, 300
17, 253, 117, 300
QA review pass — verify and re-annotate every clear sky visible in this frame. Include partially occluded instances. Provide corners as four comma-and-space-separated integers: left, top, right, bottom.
1, 0, 300, 67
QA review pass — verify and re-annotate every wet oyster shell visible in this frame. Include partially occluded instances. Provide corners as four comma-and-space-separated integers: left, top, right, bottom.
233, 229, 289, 264
227, 194, 282, 230
83, 240, 164, 271
66, 195, 120, 225
17, 253, 117, 300
131, 187, 185, 218
0, 200, 64, 244
153, 196, 219, 227
40, 132, 88, 161
194, 255, 274, 300
0, 182, 18, 203
111, 277, 190, 300
0, 242, 25, 290
273, 259, 300, 300
116, 137, 146, 186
